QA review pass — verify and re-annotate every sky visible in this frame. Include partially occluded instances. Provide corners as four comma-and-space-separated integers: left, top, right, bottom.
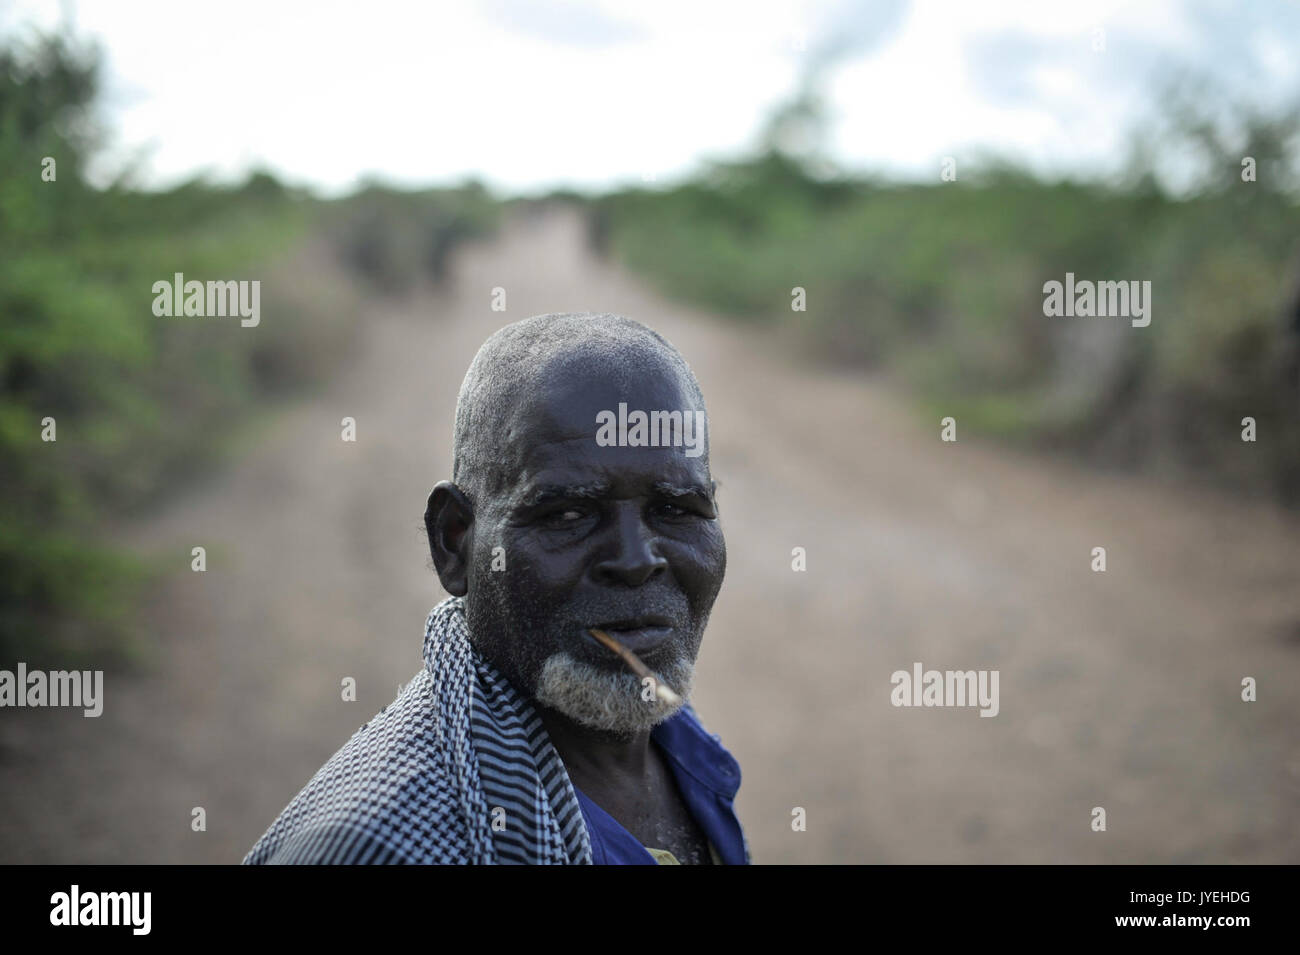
2, 0, 1297, 196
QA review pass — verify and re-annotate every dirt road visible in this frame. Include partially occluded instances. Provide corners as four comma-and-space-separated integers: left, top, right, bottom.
3, 206, 1298, 863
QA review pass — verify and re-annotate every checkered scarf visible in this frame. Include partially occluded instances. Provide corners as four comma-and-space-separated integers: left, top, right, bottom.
242, 596, 593, 864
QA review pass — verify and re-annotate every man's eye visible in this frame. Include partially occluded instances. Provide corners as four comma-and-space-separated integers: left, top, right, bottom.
655, 502, 689, 518
544, 508, 585, 525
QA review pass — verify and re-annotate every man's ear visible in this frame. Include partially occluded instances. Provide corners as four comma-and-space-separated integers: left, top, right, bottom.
425, 481, 474, 597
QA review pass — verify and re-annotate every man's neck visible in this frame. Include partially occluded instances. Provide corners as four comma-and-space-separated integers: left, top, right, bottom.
534, 702, 713, 863
534, 704, 655, 786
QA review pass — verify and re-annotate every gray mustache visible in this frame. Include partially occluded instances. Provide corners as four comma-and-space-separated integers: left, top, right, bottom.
563, 589, 690, 630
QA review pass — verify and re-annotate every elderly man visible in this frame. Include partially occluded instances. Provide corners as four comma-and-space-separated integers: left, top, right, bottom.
243, 312, 748, 864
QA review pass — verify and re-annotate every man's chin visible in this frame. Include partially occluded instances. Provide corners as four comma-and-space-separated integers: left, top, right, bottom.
533, 651, 693, 735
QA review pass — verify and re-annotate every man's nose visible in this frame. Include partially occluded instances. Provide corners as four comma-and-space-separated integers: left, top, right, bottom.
592, 504, 668, 587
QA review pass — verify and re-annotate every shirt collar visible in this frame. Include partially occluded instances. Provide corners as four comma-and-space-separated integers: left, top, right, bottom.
651, 702, 742, 799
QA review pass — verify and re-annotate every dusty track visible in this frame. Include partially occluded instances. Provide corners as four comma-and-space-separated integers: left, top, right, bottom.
3, 207, 1298, 863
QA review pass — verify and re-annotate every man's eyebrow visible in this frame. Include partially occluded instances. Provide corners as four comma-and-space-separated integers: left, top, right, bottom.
519, 482, 611, 508
652, 481, 713, 500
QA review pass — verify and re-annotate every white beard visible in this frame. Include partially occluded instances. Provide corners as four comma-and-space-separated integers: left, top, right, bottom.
533, 651, 693, 735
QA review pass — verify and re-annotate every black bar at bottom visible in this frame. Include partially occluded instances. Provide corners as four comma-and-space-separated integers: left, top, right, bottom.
3, 864, 1285, 941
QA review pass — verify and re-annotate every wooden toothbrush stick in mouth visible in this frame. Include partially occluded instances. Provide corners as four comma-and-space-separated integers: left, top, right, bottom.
587, 628, 683, 706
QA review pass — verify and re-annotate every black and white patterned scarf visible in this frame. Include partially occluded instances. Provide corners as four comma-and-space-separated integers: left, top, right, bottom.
242, 596, 593, 864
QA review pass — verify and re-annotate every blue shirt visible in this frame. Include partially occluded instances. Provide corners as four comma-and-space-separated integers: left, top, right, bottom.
572, 705, 750, 865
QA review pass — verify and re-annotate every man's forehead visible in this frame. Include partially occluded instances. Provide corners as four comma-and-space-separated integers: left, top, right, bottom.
471, 345, 710, 500
505, 408, 710, 505
501, 359, 702, 445
515, 443, 709, 490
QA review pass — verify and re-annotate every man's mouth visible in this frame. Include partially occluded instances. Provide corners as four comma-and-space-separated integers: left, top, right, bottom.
583, 616, 675, 656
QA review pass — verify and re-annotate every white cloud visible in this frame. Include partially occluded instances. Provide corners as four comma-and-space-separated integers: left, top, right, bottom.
1, 0, 1294, 193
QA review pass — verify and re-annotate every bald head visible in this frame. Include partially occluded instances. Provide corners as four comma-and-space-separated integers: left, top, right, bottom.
451, 312, 707, 502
